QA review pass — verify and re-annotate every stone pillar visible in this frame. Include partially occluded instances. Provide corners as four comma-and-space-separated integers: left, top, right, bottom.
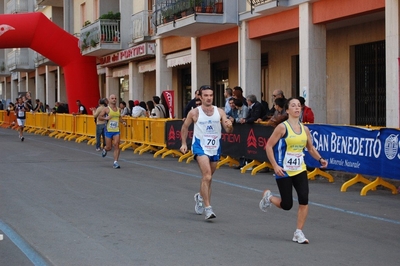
191, 37, 210, 93
386, 0, 400, 127
105, 67, 119, 98
129, 61, 144, 101
58, 67, 67, 103
46, 66, 56, 108
35, 70, 45, 103
299, 3, 327, 123
239, 21, 261, 99
156, 38, 172, 96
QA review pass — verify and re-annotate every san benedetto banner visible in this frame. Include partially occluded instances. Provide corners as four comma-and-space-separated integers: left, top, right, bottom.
165, 121, 400, 180
305, 124, 400, 180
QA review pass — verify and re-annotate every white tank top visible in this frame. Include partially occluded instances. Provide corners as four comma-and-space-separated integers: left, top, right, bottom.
192, 106, 221, 156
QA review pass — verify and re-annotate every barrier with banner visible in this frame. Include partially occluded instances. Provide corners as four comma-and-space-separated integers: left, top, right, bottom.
305, 124, 400, 180
165, 120, 274, 161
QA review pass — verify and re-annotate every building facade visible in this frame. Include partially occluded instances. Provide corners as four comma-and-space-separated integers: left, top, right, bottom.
0, 0, 398, 127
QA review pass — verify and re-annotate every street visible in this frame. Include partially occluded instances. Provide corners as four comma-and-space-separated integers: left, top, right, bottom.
0, 127, 399, 266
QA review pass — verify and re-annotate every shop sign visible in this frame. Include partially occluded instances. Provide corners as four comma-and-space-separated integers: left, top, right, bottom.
100, 43, 155, 66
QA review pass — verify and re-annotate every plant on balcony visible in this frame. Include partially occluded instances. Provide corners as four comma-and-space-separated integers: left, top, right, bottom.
80, 32, 90, 51
83, 20, 91, 27
90, 39, 98, 48
181, 0, 195, 17
99, 11, 121, 20
161, 7, 174, 23
194, 0, 203, 13
215, 0, 223, 14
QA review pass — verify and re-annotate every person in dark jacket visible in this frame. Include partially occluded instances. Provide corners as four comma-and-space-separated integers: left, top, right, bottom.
183, 88, 200, 120
239, 94, 266, 124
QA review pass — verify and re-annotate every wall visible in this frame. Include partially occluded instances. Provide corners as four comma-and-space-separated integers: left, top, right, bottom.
326, 19, 385, 124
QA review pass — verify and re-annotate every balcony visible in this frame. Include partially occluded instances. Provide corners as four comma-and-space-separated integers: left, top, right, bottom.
0, 60, 10, 77
6, 0, 29, 14
240, 0, 291, 21
130, 10, 154, 45
7, 49, 35, 72
80, 19, 121, 57
36, 0, 63, 6
153, 0, 237, 37
33, 52, 57, 68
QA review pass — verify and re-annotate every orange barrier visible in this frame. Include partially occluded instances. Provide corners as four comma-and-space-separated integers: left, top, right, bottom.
0, 111, 16, 129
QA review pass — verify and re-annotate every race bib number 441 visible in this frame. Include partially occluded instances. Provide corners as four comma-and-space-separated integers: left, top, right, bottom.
283, 152, 304, 171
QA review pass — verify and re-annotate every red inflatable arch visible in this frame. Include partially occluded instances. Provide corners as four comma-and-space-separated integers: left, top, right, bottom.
0, 12, 99, 113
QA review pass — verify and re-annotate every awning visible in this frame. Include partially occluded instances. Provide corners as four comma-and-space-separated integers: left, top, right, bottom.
166, 49, 191, 68
112, 65, 129, 77
138, 59, 156, 73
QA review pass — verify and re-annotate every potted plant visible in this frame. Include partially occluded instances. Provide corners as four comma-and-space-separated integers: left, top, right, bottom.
215, 0, 223, 14
194, 0, 203, 13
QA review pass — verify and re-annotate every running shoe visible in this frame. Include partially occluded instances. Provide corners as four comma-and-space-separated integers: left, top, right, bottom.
194, 193, 204, 214
259, 190, 272, 212
292, 230, 309, 244
21, 136, 24, 142
113, 162, 120, 169
96, 148, 101, 152
102, 149, 107, 157
204, 206, 216, 220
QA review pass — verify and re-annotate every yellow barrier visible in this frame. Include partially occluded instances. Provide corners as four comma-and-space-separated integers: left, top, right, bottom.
0, 110, 4, 125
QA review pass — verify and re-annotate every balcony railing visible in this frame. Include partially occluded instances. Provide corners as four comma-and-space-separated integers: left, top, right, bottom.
130, 10, 154, 45
7, 48, 34, 71
7, 0, 29, 13
153, 0, 224, 27
80, 19, 121, 55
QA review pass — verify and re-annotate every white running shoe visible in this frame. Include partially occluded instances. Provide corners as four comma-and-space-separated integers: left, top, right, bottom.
194, 193, 204, 214
292, 230, 309, 244
259, 190, 272, 212
204, 206, 216, 220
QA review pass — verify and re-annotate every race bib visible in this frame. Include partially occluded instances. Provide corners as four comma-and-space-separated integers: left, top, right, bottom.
203, 134, 219, 150
18, 110, 24, 117
109, 121, 118, 129
283, 152, 304, 171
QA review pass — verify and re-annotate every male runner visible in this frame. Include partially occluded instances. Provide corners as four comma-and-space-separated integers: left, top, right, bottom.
99, 94, 127, 169
180, 85, 233, 220
14, 97, 28, 141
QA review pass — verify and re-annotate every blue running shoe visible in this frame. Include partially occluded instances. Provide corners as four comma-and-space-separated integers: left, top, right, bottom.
102, 149, 107, 157
113, 162, 120, 169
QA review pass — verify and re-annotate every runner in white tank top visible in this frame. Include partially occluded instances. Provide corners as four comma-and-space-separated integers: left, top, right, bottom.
180, 86, 233, 220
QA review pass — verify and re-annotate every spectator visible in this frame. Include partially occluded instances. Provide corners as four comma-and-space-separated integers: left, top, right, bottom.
146, 100, 155, 118
131, 100, 146, 118
74, 100, 87, 115
119, 101, 130, 116
261, 92, 269, 113
55, 102, 68, 114
139, 101, 147, 112
233, 86, 248, 107
45, 104, 51, 113
259, 97, 288, 127
240, 94, 266, 124
152, 96, 167, 118
33, 99, 44, 112
183, 89, 200, 120
128, 100, 135, 113
0, 100, 4, 110
160, 93, 170, 118
93, 98, 108, 151
234, 98, 249, 124
224, 87, 233, 114
267, 89, 286, 118
298, 96, 314, 123
226, 97, 237, 123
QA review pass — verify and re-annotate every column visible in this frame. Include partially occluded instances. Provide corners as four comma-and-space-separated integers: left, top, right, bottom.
129, 62, 144, 101
46, 66, 56, 108
239, 21, 261, 99
299, 2, 327, 123
191, 37, 210, 93
155, 38, 172, 96
105, 67, 119, 98
35, 69, 45, 103
58, 67, 67, 103
386, 0, 400, 127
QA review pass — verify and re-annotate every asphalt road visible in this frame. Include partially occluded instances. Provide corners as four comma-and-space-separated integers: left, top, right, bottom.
0, 127, 399, 266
